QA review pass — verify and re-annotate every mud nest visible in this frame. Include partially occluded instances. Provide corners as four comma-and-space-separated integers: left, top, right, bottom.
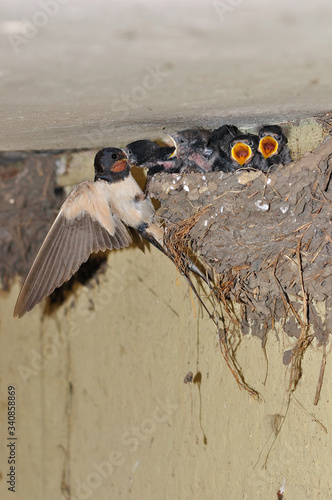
148, 138, 332, 357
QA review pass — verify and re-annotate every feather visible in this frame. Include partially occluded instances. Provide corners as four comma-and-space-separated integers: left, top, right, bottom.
14, 182, 132, 317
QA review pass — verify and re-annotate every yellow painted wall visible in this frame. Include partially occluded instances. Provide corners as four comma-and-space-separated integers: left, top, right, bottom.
0, 245, 331, 499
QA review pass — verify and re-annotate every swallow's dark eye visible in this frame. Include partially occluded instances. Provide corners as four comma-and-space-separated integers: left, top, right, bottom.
180, 139, 185, 144
111, 153, 117, 159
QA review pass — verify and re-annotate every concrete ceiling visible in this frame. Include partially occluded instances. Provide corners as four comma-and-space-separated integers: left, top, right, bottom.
1, 0, 332, 150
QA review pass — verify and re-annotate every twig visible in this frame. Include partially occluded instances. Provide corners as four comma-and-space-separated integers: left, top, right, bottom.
189, 287, 197, 318
292, 395, 327, 432
311, 237, 327, 263
323, 154, 332, 191
314, 345, 327, 406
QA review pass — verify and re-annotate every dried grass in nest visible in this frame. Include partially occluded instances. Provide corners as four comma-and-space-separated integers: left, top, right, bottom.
164, 204, 212, 275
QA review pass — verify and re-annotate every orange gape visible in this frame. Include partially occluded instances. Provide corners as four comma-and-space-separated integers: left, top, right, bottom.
231, 142, 252, 166
258, 135, 278, 159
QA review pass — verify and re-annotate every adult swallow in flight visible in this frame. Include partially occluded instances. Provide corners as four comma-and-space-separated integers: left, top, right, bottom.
258, 125, 291, 167
14, 148, 210, 317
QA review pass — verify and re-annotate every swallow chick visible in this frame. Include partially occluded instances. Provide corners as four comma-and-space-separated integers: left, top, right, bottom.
207, 124, 241, 172
258, 125, 291, 167
170, 128, 212, 173
171, 129, 210, 157
125, 139, 176, 171
208, 124, 241, 155
213, 134, 266, 172
124, 139, 182, 177
14, 148, 211, 318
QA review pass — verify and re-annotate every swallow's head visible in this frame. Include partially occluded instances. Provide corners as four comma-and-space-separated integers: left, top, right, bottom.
230, 134, 258, 166
94, 148, 129, 182
169, 131, 190, 157
170, 129, 209, 158
258, 125, 286, 159
124, 140, 151, 166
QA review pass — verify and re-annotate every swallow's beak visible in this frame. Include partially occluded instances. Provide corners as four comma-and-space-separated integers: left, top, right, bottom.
231, 142, 253, 166
122, 148, 135, 165
258, 136, 278, 159
111, 158, 128, 172
167, 135, 178, 157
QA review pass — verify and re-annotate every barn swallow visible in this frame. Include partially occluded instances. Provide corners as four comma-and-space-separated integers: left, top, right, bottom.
125, 140, 175, 167
14, 148, 210, 317
258, 125, 291, 167
124, 139, 180, 176
169, 129, 213, 173
206, 124, 241, 172
213, 134, 267, 172
170, 129, 210, 157
208, 124, 241, 155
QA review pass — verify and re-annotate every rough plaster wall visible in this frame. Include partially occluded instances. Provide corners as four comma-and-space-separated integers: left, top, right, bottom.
0, 246, 331, 499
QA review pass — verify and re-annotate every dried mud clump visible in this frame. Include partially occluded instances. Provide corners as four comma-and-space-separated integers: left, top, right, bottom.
148, 138, 332, 352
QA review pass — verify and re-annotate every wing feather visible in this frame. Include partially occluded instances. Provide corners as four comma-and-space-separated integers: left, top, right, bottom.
14, 182, 132, 318
25, 222, 67, 307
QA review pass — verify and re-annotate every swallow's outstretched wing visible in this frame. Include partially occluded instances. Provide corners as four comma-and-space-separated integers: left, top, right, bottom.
14, 181, 132, 318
